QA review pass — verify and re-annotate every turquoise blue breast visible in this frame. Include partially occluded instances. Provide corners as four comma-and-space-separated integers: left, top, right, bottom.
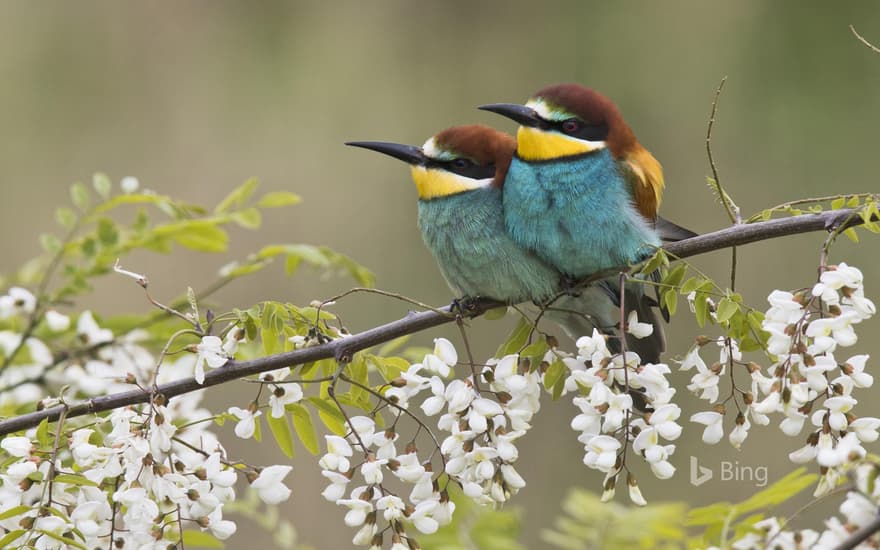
502, 149, 660, 278
417, 187, 560, 303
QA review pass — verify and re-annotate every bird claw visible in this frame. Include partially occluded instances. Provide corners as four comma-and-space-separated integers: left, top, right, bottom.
560, 275, 582, 297
450, 296, 479, 317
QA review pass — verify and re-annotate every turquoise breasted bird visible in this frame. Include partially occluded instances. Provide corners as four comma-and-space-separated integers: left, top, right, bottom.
480, 84, 696, 363
346, 125, 561, 305
346, 125, 624, 340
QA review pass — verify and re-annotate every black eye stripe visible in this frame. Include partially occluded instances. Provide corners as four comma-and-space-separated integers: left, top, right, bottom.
545, 117, 609, 142
425, 158, 495, 180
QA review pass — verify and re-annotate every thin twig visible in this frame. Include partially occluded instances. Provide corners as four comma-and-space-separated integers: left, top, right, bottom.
319, 287, 453, 318
706, 76, 740, 225
0, 207, 876, 435
851, 24, 880, 54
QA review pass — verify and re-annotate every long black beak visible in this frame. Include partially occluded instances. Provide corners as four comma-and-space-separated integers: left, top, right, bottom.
478, 103, 543, 127
345, 141, 426, 166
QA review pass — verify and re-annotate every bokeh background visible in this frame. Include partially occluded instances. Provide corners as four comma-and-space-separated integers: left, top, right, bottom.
2, 2, 880, 548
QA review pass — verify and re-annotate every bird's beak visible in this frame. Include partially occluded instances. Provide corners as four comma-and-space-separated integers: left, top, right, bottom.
478, 103, 543, 127
345, 141, 426, 166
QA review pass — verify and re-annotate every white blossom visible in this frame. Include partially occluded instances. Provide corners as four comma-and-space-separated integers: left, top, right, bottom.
0, 287, 36, 319
194, 335, 228, 384
320, 435, 353, 472
691, 411, 724, 444
227, 406, 261, 439
1, 436, 31, 457
44, 310, 70, 332
251, 465, 293, 504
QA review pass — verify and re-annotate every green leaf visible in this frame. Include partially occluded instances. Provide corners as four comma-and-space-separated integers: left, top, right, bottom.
290, 404, 320, 455
369, 355, 409, 382
307, 396, 346, 435
0, 530, 25, 548
639, 249, 668, 275
36, 418, 50, 447
735, 468, 817, 516
496, 317, 532, 357
680, 276, 705, 295
221, 261, 267, 278
267, 413, 296, 458
694, 292, 710, 327
70, 181, 90, 211
97, 217, 119, 247
831, 197, 846, 210
152, 220, 229, 253
215, 177, 260, 214
37, 530, 88, 550
686, 503, 734, 526
663, 287, 678, 316
181, 530, 224, 548
716, 297, 739, 323
543, 358, 567, 391
484, 306, 508, 321
256, 191, 302, 208
231, 208, 262, 229
53, 473, 99, 487
843, 227, 860, 242
0, 505, 30, 521
847, 195, 861, 208
520, 338, 549, 362
40, 233, 62, 254
92, 172, 112, 199
662, 262, 687, 290
55, 207, 76, 230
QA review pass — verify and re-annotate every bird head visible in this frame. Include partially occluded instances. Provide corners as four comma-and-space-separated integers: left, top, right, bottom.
346, 125, 515, 200
479, 83, 637, 162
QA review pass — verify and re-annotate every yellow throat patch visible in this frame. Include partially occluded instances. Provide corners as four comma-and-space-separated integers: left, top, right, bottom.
515, 126, 602, 161
410, 166, 490, 200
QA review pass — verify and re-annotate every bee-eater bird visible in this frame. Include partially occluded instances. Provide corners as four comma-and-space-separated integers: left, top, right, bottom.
480, 84, 695, 362
346, 125, 563, 305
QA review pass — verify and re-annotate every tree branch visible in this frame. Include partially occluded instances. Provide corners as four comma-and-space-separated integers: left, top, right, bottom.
0, 207, 873, 436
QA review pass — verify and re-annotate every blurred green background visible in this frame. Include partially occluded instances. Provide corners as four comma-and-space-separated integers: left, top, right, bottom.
2, 1, 879, 548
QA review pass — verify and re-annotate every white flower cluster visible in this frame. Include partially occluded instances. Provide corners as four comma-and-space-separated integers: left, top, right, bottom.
0, 296, 295, 548
0, 376, 297, 548
319, 338, 538, 547
683, 263, 878, 482
565, 326, 682, 504
226, 364, 304, 438
721, 461, 880, 549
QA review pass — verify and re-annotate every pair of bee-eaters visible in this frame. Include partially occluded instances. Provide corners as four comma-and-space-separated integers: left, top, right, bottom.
348, 83, 695, 365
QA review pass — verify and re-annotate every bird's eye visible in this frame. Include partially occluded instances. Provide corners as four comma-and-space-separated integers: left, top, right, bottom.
561, 119, 581, 134
452, 158, 472, 169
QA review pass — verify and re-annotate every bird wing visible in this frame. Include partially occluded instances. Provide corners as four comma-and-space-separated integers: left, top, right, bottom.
620, 145, 664, 223
655, 216, 698, 242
